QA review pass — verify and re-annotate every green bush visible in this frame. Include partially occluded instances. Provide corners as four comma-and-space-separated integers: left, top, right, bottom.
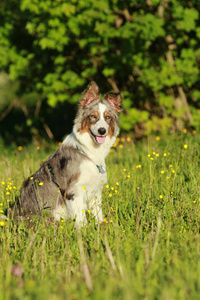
0, 0, 200, 141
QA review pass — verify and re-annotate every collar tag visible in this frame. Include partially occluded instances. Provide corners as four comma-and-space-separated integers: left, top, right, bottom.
97, 165, 106, 174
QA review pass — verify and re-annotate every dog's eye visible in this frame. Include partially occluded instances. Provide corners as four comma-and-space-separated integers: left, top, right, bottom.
90, 115, 97, 120
105, 115, 111, 120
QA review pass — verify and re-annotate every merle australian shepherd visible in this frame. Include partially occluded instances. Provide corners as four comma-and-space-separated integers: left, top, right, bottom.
13, 82, 122, 227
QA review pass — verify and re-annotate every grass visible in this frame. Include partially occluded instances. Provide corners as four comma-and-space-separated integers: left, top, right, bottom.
0, 131, 200, 300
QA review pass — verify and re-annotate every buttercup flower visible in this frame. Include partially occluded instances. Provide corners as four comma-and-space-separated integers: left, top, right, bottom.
136, 165, 142, 169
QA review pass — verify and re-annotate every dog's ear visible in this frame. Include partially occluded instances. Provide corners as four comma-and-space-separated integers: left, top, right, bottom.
104, 92, 122, 113
80, 81, 100, 107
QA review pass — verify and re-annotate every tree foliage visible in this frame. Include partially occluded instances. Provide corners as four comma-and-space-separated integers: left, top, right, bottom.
0, 0, 200, 142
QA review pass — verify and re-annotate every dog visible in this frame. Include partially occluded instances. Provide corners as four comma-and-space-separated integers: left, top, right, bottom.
13, 82, 122, 227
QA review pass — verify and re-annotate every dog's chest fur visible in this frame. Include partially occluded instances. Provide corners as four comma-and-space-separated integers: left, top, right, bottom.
76, 159, 107, 197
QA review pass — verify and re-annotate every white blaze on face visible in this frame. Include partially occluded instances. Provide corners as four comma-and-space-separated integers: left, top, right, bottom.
90, 103, 109, 144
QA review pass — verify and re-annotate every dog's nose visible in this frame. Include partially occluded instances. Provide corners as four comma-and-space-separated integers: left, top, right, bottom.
98, 127, 106, 135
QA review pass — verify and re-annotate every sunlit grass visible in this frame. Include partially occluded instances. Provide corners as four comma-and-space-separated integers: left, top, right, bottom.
0, 133, 200, 299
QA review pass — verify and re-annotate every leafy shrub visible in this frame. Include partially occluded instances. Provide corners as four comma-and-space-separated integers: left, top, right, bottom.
0, 0, 200, 141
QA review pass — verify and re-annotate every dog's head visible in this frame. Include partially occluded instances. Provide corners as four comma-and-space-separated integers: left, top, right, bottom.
74, 82, 122, 145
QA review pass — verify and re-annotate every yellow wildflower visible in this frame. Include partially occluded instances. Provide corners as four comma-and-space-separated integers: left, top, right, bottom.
136, 165, 142, 169
184, 144, 188, 149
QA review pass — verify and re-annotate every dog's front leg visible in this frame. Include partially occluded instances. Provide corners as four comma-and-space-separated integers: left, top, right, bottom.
65, 196, 87, 228
89, 190, 104, 224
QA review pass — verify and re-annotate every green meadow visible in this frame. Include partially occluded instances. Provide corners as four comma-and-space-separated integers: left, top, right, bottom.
0, 132, 200, 300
